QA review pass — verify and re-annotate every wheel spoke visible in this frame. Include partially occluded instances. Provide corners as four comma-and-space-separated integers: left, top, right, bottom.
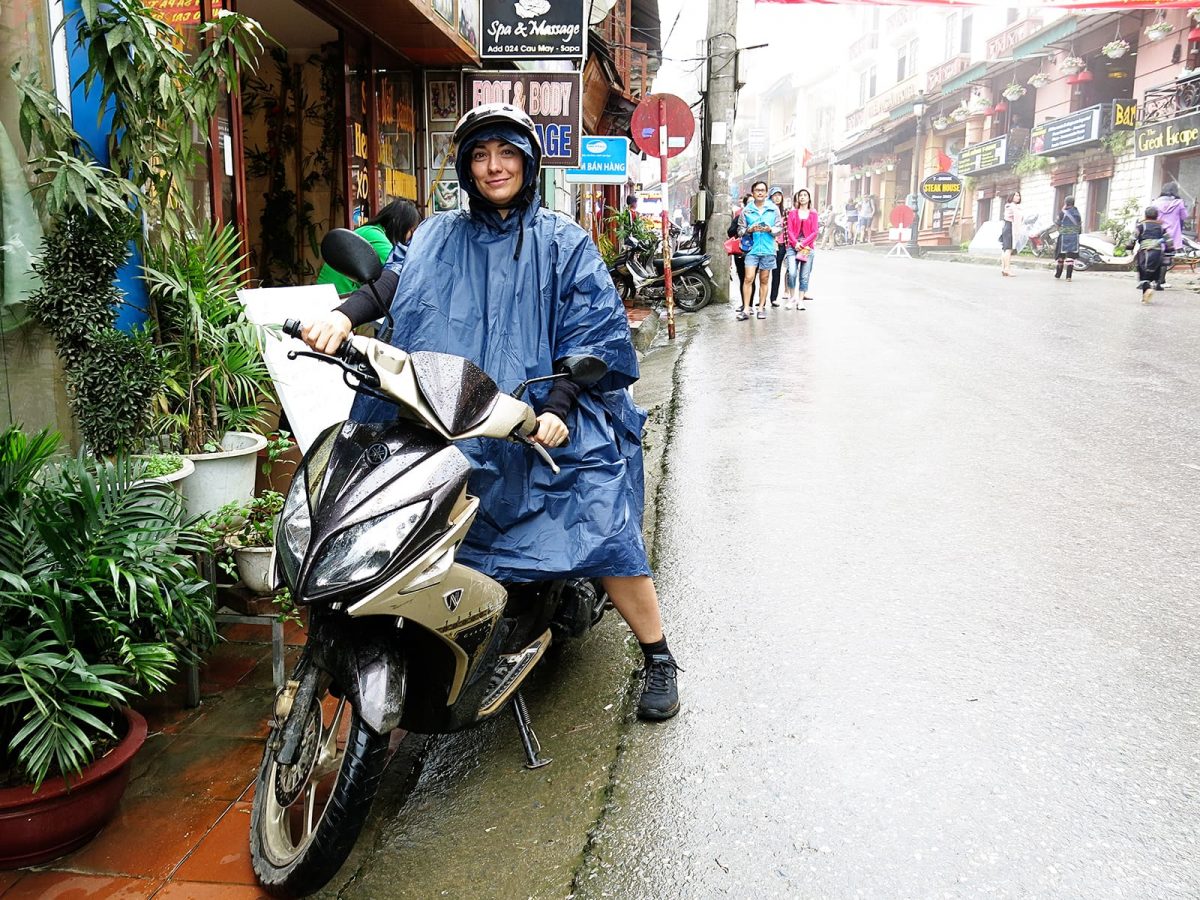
314, 699, 346, 777
304, 783, 317, 839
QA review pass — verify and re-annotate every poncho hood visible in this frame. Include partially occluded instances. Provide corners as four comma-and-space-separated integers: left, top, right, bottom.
455, 124, 541, 221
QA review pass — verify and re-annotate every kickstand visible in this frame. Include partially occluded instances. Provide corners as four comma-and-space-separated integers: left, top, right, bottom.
511, 690, 552, 769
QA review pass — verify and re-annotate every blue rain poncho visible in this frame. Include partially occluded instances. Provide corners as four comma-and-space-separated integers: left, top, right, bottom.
351, 125, 650, 583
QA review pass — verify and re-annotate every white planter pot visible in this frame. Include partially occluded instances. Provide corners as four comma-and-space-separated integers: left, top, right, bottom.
182, 431, 268, 521
133, 457, 195, 523
234, 546, 276, 595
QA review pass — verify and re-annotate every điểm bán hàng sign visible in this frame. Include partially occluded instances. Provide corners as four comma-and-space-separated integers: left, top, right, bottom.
463, 71, 583, 167
481, 0, 585, 60
1135, 111, 1200, 158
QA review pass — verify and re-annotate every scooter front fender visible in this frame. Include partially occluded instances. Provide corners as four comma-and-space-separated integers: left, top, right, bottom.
324, 626, 407, 736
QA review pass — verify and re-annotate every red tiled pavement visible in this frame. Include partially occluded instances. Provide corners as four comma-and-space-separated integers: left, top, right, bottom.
3, 623, 295, 898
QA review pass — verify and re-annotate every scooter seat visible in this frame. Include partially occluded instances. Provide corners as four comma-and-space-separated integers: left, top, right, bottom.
651, 253, 708, 271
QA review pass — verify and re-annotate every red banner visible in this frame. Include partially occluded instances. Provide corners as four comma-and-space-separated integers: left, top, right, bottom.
757, 1, 1193, 7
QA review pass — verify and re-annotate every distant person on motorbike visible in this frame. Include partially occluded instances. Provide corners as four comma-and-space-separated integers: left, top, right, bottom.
1152, 182, 1186, 286
737, 181, 782, 320
1054, 196, 1082, 282
301, 103, 681, 721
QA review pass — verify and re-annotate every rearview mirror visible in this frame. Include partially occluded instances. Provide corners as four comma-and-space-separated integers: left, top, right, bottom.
320, 228, 384, 286
558, 355, 607, 387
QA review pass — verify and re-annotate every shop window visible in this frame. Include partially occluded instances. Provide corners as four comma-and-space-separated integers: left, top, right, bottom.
1087, 178, 1109, 232
977, 197, 992, 223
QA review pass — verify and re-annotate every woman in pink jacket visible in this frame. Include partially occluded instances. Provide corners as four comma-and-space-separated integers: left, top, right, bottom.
1153, 182, 1188, 284
784, 188, 819, 310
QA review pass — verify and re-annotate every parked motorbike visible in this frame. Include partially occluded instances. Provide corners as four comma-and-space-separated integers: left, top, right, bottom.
818, 214, 849, 247
248, 230, 612, 896
1034, 224, 1132, 272
609, 235, 715, 311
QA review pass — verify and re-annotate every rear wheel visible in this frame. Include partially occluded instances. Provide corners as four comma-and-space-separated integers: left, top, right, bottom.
1075, 247, 1100, 271
250, 673, 390, 896
673, 272, 712, 311
834, 229, 847, 247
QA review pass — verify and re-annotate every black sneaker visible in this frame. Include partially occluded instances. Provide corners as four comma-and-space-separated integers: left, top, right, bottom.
636, 654, 681, 721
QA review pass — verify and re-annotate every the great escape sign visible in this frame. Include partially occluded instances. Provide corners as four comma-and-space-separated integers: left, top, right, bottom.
481, 0, 585, 60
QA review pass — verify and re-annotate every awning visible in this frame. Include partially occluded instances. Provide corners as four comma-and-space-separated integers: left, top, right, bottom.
1012, 17, 1078, 60
940, 62, 988, 96
835, 120, 910, 162
328, 0, 478, 66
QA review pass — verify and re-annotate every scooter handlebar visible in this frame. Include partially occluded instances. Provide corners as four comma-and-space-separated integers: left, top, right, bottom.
282, 318, 303, 339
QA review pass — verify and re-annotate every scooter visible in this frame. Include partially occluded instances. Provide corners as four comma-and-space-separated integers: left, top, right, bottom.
1036, 225, 1133, 272
249, 230, 611, 896
609, 235, 716, 311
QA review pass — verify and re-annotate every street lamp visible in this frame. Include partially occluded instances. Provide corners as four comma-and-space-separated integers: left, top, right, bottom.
909, 90, 927, 259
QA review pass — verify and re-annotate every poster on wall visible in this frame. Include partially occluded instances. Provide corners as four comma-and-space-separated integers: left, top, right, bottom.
432, 0, 456, 25
480, 0, 585, 60
429, 79, 460, 123
462, 70, 583, 167
377, 70, 417, 202
460, 0, 480, 48
433, 181, 462, 212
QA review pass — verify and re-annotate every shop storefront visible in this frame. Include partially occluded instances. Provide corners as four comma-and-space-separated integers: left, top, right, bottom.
1135, 107, 1200, 233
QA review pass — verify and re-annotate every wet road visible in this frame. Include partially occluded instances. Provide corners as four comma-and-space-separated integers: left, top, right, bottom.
578, 256, 1200, 898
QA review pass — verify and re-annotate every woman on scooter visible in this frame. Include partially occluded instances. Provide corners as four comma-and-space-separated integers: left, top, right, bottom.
301, 104, 680, 721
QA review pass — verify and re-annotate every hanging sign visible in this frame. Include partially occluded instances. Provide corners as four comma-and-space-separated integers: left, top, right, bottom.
1135, 110, 1200, 158
1029, 105, 1103, 155
480, 0, 586, 60
565, 137, 630, 184
1112, 99, 1138, 131
957, 136, 1010, 175
462, 71, 583, 167
920, 172, 963, 204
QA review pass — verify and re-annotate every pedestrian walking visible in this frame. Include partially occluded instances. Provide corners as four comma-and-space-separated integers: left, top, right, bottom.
737, 180, 782, 321
820, 204, 838, 249
1054, 196, 1082, 282
1152, 182, 1186, 286
785, 188, 818, 311
856, 194, 875, 244
844, 198, 858, 246
768, 186, 788, 308
727, 194, 753, 307
1000, 190, 1022, 277
1128, 206, 1173, 303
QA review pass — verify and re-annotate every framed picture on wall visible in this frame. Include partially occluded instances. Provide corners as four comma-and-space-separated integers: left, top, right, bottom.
430, 131, 455, 169
432, 0, 455, 25
428, 80, 459, 122
433, 180, 461, 212
459, 0, 479, 49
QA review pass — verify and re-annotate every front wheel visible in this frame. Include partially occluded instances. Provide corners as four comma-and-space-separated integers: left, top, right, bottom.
673, 272, 712, 311
250, 673, 390, 896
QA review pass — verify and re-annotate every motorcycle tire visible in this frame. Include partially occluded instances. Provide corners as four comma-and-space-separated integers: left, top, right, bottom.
673, 272, 712, 311
834, 230, 847, 248
250, 673, 391, 896
1075, 247, 1100, 272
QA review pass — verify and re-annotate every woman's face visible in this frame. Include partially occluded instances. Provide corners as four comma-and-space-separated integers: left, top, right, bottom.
469, 139, 524, 207
1012, 192, 1022, 204
796, 191, 811, 207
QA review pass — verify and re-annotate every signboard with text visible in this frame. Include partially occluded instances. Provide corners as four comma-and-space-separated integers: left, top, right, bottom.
462, 71, 583, 167
565, 136, 629, 183
1135, 110, 1200, 158
957, 136, 1010, 175
1112, 99, 1137, 131
1029, 105, 1104, 155
921, 172, 963, 204
480, 0, 585, 60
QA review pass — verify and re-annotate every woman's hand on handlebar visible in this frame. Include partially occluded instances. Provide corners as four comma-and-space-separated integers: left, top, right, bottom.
301, 311, 353, 354
532, 412, 568, 448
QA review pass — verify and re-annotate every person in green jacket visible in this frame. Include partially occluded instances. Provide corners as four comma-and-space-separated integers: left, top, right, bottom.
316, 199, 422, 295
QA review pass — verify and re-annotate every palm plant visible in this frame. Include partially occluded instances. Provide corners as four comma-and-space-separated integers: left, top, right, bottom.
0, 426, 215, 788
143, 223, 274, 454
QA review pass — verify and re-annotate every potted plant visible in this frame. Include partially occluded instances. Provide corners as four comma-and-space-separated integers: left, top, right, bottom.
949, 103, 970, 123
144, 222, 273, 520
1146, 20, 1174, 42
932, 115, 951, 131
1060, 55, 1086, 75
1103, 38, 1130, 59
202, 491, 285, 595
0, 427, 215, 866
1191, 8, 1200, 23
1002, 83, 1027, 101
1028, 73, 1051, 89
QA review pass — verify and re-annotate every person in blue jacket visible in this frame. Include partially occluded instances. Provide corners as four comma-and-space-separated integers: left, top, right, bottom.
301, 104, 680, 720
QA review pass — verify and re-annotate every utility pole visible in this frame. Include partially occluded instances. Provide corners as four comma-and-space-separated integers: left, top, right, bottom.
702, 0, 738, 306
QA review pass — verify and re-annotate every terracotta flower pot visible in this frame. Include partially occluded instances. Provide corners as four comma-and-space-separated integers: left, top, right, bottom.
0, 708, 147, 868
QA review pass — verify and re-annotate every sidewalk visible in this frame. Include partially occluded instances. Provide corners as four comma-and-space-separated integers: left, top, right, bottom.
0, 619, 305, 899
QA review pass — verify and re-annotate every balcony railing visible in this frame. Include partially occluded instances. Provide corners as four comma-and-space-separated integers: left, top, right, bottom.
1140, 72, 1200, 125
850, 32, 878, 58
886, 6, 916, 31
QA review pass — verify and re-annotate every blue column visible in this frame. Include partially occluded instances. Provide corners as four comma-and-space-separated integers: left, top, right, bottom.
63, 0, 149, 331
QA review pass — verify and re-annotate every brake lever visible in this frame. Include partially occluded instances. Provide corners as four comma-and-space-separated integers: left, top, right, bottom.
286, 348, 379, 387
513, 432, 560, 475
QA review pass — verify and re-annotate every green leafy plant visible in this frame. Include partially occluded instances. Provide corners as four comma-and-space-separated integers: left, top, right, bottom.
138, 454, 184, 479
1100, 197, 1142, 247
1101, 130, 1132, 156
143, 222, 275, 453
1012, 152, 1050, 176
261, 431, 294, 477
0, 426, 215, 789
198, 490, 284, 584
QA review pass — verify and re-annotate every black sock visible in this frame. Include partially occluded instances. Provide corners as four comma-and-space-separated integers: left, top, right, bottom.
639, 637, 670, 661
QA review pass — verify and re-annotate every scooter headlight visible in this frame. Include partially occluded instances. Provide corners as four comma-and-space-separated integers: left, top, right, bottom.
276, 481, 311, 590
310, 501, 429, 591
